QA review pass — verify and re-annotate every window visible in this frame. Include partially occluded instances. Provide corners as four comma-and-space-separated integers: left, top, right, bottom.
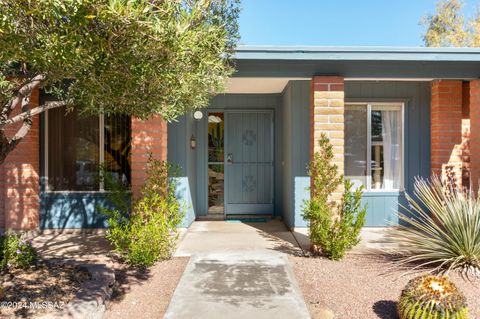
345, 103, 403, 191
46, 108, 131, 191
207, 112, 224, 214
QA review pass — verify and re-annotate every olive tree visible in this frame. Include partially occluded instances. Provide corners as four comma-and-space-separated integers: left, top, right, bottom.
0, 0, 240, 164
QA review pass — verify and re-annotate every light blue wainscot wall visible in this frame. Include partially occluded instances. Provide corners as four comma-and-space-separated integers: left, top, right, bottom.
40, 192, 112, 229
281, 81, 311, 229
345, 81, 431, 226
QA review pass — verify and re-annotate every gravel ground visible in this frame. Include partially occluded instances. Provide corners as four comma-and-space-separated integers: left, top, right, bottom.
290, 255, 480, 319
104, 257, 189, 319
0, 264, 90, 318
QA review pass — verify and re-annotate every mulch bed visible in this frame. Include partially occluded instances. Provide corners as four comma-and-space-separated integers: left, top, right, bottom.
0, 263, 91, 318
290, 254, 480, 319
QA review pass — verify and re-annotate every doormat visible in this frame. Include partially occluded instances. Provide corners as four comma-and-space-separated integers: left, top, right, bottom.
226, 218, 268, 223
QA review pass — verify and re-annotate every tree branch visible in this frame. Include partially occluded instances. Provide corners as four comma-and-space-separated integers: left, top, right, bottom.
0, 74, 46, 123
0, 101, 67, 129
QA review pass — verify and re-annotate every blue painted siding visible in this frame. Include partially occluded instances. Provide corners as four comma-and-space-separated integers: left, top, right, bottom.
168, 114, 197, 228
281, 81, 311, 229
172, 177, 196, 228
40, 192, 112, 229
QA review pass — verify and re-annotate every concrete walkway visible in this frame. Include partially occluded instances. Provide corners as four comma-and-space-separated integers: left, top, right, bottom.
165, 220, 311, 319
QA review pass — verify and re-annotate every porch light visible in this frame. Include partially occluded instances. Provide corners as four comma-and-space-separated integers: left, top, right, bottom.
190, 135, 197, 149
193, 110, 203, 120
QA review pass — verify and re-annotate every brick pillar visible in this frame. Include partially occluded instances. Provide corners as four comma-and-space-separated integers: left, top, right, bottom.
310, 76, 345, 201
131, 116, 168, 198
1, 88, 40, 230
470, 80, 480, 192
431, 80, 464, 189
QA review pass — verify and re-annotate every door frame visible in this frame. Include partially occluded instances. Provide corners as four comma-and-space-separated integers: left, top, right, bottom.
204, 109, 275, 217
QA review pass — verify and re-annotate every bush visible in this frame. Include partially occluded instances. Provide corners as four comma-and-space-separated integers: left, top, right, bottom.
0, 234, 38, 269
392, 176, 480, 275
398, 275, 469, 319
302, 134, 366, 260
100, 157, 183, 267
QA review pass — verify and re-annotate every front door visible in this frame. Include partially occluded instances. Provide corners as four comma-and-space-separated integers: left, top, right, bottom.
224, 111, 274, 215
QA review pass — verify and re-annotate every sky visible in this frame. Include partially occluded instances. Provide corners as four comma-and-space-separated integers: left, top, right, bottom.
239, 0, 478, 47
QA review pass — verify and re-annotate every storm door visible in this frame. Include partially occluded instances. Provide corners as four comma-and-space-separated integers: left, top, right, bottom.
224, 112, 274, 215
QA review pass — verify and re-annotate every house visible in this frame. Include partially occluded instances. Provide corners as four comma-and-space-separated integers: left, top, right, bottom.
1, 46, 480, 231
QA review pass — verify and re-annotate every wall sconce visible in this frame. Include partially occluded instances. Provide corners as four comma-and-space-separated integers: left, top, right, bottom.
190, 134, 196, 149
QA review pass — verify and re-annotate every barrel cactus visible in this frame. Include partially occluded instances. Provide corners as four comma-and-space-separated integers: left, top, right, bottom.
398, 275, 469, 319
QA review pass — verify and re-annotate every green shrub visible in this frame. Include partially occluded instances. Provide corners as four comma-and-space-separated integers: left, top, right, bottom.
302, 134, 367, 260
392, 176, 480, 275
100, 157, 183, 267
0, 234, 38, 269
398, 275, 469, 319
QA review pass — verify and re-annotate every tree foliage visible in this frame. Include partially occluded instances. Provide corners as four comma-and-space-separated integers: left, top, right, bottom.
422, 0, 480, 47
0, 0, 240, 164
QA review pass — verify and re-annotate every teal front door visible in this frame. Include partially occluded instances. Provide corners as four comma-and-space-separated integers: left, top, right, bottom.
224, 111, 274, 215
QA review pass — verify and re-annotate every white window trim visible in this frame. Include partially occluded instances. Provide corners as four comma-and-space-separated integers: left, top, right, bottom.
346, 102, 405, 192
44, 109, 107, 193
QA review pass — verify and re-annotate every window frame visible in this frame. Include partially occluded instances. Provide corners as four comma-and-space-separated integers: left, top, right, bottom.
44, 110, 116, 193
345, 102, 405, 192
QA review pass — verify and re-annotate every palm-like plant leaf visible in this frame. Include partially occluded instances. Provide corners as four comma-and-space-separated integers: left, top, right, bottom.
392, 176, 480, 275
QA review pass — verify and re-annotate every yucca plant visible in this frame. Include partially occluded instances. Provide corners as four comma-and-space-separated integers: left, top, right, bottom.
398, 275, 469, 319
392, 176, 480, 275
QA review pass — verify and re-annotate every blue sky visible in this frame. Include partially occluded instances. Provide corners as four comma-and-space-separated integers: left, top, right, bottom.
239, 0, 478, 46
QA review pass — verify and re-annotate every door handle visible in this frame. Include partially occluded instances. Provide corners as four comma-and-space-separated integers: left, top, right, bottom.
227, 153, 233, 164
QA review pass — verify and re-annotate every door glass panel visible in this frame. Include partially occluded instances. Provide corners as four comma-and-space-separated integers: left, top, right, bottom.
208, 112, 224, 214
345, 105, 367, 189
208, 164, 224, 214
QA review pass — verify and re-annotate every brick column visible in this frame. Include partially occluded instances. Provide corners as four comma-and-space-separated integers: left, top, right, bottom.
430, 80, 466, 189
310, 76, 345, 201
1, 88, 40, 230
470, 80, 480, 192
131, 116, 168, 198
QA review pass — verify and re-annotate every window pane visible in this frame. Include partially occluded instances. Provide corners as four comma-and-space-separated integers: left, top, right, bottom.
371, 108, 402, 190
345, 106, 367, 188
208, 164, 224, 214
104, 115, 131, 187
208, 112, 224, 162
47, 108, 99, 191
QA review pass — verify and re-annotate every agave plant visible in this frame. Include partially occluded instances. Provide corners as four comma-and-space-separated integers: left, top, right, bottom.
392, 176, 480, 275
398, 275, 469, 319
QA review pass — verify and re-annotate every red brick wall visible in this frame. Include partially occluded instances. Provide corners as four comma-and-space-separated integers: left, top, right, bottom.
431, 80, 466, 189
131, 116, 168, 198
470, 80, 480, 192
310, 76, 345, 201
0, 88, 40, 230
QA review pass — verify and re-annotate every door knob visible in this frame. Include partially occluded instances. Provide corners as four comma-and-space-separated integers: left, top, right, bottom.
227, 153, 233, 164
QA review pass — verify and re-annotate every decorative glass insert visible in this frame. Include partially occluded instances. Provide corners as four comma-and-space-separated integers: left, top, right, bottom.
345, 104, 403, 191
